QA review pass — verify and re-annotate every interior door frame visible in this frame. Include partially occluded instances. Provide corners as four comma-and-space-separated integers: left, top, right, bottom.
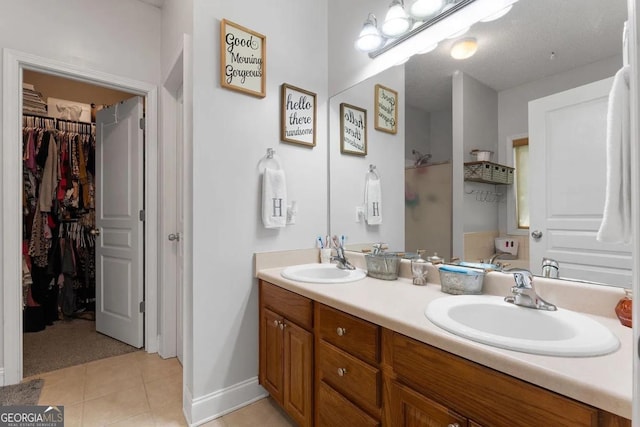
1, 48, 159, 385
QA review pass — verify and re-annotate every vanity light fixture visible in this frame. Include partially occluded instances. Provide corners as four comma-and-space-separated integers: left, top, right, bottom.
357, 0, 518, 61
382, 0, 412, 37
409, 0, 444, 19
450, 37, 478, 59
355, 13, 385, 52
446, 26, 470, 39
417, 42, 438, 54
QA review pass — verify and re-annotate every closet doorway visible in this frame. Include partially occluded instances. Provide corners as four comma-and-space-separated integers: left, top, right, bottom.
21, 70, 145, 377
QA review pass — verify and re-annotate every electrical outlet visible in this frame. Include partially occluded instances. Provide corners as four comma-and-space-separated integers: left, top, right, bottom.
355, 207, 364, 222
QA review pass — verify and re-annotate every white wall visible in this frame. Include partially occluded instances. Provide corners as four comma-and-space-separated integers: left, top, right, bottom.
430, 109, 453, 163
189, 0, 328, 423
405, 106, 452, 164
329, 66, 405, 251
497, 55, 621, 234
456, 72, 499, 233
0, 0, 161, 381
161, 0, 193, 79
405, 105, 431, 162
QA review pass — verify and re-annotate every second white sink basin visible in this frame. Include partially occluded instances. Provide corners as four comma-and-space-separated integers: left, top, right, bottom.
425, 295, 620, 357
281, 263, 366, 284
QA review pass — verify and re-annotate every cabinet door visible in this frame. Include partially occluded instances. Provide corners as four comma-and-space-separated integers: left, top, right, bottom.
317, 381, 380, 427
391, 381, 467, 427
283, 320, 313, 427
260, 308, 284, 403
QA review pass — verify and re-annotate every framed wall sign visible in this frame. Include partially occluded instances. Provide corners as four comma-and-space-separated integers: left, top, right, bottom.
220, 19, 266, 98
374, 84, 398, 134
281, 83, 316, 147
340, 103, 367, 156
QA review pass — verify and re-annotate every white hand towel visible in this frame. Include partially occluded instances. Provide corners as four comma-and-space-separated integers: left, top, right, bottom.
262, 167, 287, 228
597, 65, 631, 243
365, 178, 382, 225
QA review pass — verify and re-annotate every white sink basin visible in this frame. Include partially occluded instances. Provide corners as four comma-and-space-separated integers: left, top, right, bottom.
425, 295, 620, 357
281, 263, 367, 284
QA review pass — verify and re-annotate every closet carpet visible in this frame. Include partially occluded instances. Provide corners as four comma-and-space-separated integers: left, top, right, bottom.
23, 318, 138, 377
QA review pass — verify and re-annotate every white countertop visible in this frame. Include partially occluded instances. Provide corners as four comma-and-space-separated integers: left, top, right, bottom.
257, 262, 632, 419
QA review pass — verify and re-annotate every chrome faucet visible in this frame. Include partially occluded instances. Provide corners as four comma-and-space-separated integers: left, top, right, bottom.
489, 252, 512, 265
504, 269, 557, 311
541, 258, 559, 279
331, 247, 355, 270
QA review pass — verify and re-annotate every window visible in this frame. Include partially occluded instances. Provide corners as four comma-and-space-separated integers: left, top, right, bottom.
513, 138, 529, 229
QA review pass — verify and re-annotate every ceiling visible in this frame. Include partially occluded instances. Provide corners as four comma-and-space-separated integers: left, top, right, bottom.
137, 0, 165, 8
405, 0, 627, 112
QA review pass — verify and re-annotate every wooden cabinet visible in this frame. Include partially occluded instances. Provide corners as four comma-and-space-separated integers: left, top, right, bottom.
388, 331, 628, 427
391, 381, 467, 427
316, 381, 380, 427
258, 280, 631, 427
315, 303, 382, 424
259, 281, 313, 427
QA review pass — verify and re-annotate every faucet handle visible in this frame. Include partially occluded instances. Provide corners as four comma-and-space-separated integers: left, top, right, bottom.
504, 268, 534, 289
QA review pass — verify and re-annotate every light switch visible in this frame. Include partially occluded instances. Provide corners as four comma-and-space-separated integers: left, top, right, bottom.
355, 206, 364, 222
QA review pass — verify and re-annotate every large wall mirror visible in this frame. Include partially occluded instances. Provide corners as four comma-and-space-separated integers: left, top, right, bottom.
329, 0, 632, 287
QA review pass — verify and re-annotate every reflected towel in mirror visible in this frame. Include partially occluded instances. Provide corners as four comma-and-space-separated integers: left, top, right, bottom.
262, 167, 287, 228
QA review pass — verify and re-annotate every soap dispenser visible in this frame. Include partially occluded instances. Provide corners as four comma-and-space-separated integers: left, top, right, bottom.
411, 250, 429, 286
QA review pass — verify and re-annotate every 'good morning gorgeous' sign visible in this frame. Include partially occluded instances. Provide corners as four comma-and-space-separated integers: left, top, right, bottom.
375, 84, 398, 134
220, 19, 266, 97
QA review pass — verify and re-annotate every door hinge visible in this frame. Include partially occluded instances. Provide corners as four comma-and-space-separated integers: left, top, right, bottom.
139, 210, 145, 221
139, 301, 145, 313
139, 117, 145, 130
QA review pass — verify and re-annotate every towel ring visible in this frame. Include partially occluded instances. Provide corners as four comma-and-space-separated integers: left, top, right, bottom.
367, 164, 380, 180
258, 147, 282, 171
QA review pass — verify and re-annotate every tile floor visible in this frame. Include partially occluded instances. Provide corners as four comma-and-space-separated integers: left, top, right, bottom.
29, 351, 295, 426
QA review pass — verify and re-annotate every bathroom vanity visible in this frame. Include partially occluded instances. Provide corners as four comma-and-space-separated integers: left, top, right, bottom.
256, 254, 632, 427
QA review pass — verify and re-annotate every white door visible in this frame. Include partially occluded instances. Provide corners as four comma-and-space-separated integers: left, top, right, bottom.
529, 77, 632, 286
95, 96, 144, 347
176, 87, 184, 364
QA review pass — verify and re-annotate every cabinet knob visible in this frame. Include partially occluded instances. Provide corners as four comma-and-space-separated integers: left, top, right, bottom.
447, 424, 461, 427
336, 327, 347, 336
279, 322, 285, 330
337, 368, 347, 377
273, 320, 279, 327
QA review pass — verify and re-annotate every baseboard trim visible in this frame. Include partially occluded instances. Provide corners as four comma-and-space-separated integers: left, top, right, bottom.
187, 377, 268, 426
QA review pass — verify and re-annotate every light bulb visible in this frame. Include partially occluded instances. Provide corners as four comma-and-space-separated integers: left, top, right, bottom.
450, 37, 478, 59
382, 0, 411, 37
355, 14, 385, 52
409, 0, 444, 19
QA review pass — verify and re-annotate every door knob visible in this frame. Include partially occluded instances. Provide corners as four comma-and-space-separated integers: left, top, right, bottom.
168, 233, 181, 242
531, 230, 543, 240
90, 228, 101, 236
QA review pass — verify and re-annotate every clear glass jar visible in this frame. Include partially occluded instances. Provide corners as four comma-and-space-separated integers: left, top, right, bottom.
411, 250, 429, 286
615, 289, 632, 328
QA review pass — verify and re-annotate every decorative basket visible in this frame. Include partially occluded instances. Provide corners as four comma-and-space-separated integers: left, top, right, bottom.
365, 253, 401, 280
438, 265, 485, 295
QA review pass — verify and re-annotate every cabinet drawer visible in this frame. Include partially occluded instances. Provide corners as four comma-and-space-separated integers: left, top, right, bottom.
317, 303, 379, 364
392, 332, 598, 427
316, 381, 380, 427
260, 280, 312, 330
317, 340, 381, 414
